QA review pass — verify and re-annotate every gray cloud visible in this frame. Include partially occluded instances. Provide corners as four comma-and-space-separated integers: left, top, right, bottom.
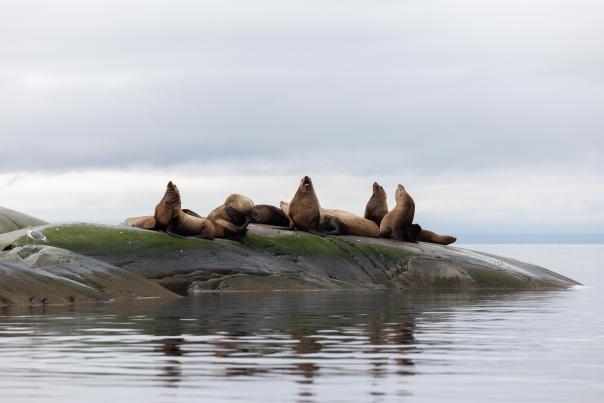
1, 0, 603, 176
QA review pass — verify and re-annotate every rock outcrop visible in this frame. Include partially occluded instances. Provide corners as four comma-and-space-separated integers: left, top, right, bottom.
0, 221, 580, 304
0, 206, 47, 234
0, 244, 178, 305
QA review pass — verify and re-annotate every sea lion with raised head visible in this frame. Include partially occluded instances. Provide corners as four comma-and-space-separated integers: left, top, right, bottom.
364, 182, 388, 226
410, 224, 457, 245
379, 184, 415, 241
281, 201, 379, 237
250, 204, 290, 227
154, 181, 215, 239
286, 176, 321, 232
208, 194, 254, 227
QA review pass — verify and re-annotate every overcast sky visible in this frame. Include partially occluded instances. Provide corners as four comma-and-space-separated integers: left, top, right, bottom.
1, 0, 603, 237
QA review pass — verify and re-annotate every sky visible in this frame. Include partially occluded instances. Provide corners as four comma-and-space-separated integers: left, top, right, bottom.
1, 0, 603, 238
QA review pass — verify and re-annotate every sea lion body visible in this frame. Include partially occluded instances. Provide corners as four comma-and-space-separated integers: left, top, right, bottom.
364, 182, 388, 226
154, 182, 215, 239
321, 208, 379, 237
281, 201, 378, 237
121, 215, 156, 230
287, 176, 321, 231
208, 193, 254, 227
379, 184, 415, 241
154, 182, 180, 231
250, 204, 290, 227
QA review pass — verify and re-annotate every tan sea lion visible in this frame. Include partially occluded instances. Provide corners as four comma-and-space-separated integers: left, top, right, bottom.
320, 208, 379, 237
410, 224, 456, 245
121, 215, 156, 229
250, 204, 290, 227
364, 182, 388, 226
287, 176, 321, 232
281, 201, 378, 237
379, 184, 415, 241
154, 181, 215, 239
208, 194, 254, 227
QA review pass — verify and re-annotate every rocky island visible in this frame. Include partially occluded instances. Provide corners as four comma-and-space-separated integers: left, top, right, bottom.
0, 207, 580, 306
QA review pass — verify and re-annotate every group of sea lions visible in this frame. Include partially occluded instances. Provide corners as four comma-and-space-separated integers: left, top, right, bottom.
123, 176, 456, 245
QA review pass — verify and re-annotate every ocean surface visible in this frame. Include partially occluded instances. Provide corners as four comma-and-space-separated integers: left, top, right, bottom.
0, 244, 602, 403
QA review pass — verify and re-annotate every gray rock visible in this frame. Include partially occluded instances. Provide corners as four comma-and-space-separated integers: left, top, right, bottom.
0, 223, 581, 295
0, 245, 179, 306
0, 206, 47, 234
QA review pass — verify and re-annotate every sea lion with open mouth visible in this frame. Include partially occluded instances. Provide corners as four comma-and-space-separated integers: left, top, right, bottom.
286, 176, 321, 232
281, 201, 379, 237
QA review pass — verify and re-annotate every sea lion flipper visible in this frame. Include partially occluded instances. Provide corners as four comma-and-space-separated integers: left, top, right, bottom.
213, 218, 245, 234
182, 208, 202, 218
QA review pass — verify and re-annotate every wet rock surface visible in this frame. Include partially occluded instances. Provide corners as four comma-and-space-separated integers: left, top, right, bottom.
0, 222, 580, 303
0, 245, 178, 306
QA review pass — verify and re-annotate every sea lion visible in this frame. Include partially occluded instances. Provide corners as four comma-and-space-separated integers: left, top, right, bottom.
154, 181, 180, 231
122, 208, 202, 231
250, 204, 290, 227
281, 201, 379, 237
208, 194, 254, 227
364, 182, 388, 226
320, 208, 379, 237
410, 224, 457, 245
121, 215, 156, 230
379, 184, 415, 241
287, 176, 321, 232
154, 181, 215, 239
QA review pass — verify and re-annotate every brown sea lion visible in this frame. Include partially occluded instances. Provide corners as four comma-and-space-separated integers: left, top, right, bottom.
281, 202, 378, 237
320, 208, 379, 237
364, 182, 388, 226
250, 204, 290, 227
287, 176, 321, 232
154, 181, 215, 239
208, 194, 254, 227
379, 184, 415, 241
121, 215, 156, 230
410, 224, 456, 245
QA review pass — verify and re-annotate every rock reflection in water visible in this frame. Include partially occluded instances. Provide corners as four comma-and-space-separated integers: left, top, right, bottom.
0, 288, 592, 403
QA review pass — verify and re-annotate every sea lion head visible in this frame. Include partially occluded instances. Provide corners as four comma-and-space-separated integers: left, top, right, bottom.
442, 235, 457, 245
154, 181, 182, 229
372, 182, 386, 198
299, 176, 314, 193
395, 184, 407, 202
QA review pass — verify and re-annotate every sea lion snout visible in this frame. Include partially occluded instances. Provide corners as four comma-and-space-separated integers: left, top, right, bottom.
301, 176, 313, 191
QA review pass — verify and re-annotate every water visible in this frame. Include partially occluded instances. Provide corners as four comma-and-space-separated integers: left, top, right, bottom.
0, 245, 602, 402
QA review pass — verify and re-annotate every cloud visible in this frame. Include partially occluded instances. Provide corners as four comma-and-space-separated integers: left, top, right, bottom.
0, 0, 602, 234
1, 0, 603, 174
1, 164, 602, 236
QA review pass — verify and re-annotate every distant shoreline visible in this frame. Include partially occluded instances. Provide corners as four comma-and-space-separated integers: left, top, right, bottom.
459, 234, 604, 244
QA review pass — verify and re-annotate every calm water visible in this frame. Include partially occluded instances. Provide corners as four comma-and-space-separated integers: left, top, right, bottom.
0, 245, 602, 402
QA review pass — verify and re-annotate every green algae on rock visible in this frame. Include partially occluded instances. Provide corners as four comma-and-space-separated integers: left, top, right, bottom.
0, 222, 581, 297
